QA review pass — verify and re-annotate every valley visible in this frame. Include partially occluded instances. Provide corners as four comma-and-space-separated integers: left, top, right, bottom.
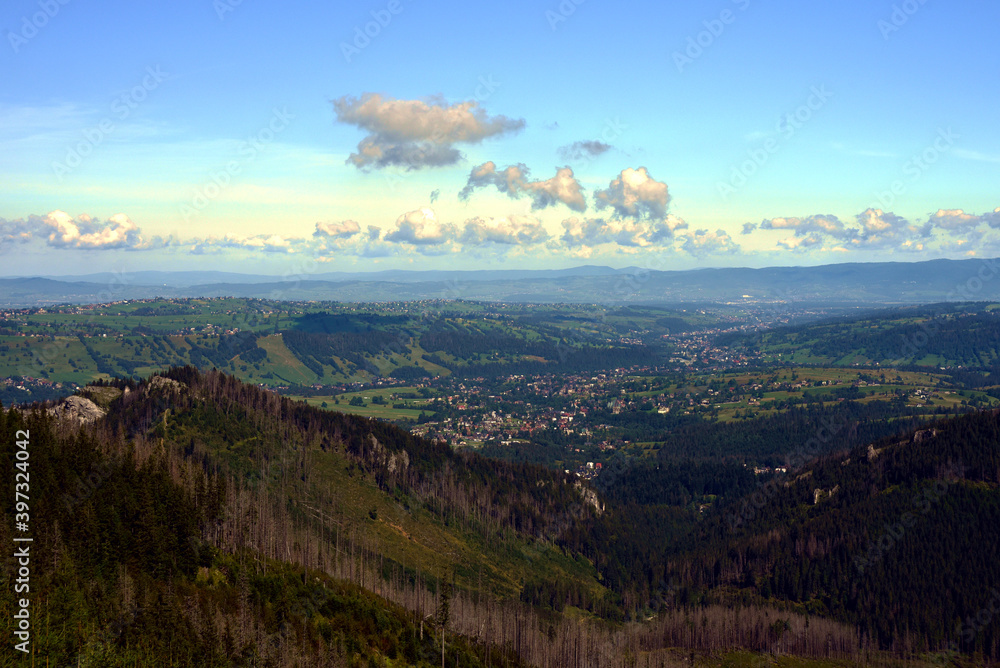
2, 295, 999, 665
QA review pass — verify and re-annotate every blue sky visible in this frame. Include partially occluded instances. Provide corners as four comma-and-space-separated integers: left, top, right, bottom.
2, 0, 998, 276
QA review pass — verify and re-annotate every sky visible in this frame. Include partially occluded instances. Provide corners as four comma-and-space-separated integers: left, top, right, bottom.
2, 0, 999, 277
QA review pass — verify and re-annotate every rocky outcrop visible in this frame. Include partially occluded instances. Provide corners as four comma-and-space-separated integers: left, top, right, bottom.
367, 434, 410, 476
813, 485, 840, 505
48, 395, 106, 424
146, 376, 186, 395
388, 449, 410, 475
574, 480, 605, 515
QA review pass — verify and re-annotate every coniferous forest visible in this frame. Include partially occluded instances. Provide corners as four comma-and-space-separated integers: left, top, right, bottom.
2, 364, 999, 666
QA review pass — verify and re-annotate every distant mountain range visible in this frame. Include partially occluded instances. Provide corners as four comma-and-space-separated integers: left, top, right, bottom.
1, 257, 997, 306
37, 265, 624, 287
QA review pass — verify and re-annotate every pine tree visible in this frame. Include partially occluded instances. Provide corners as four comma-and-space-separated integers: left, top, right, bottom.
437, 577, 452, 668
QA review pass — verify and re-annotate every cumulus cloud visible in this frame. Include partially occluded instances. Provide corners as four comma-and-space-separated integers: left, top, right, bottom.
851, 208, 932, 249
314, 220, 361, 238
459, 162, 523, 200
317, 224, 396, 258
680, 229, 741, 256
741, 222, 758, 235
0, 211, 150, 251
776, 234, 824, 250
985, 208, 1000, 228
754, 208, 973, 252
348, 137, 461, 169
48, 211, 145, 249
525, 167, 587, 212
928, 209, 980, 230
594, 167, 670, 220
333, 93, 525, 170
927, 208, 1000, 232
761, 214, 848, 239
459, 215, 549, 245
459, 162, 586, 212
557, 140, 612, 162
559, 215, 687, 249
385, 208, 455, 245
188, 234, 309, 255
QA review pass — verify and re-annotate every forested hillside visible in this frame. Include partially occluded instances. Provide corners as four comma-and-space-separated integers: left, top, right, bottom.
562, 408, 1000, 661
719, 302, 1000, 369
0, 396, 527, 666
3, 368, 999, 666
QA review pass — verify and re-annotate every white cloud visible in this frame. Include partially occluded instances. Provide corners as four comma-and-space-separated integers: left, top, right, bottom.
459, 215, 549, 245
559, 214, 687, 249
0, 211, 149, 251
594, 167, 670, 220
776, 234, 823, 250
850, 208, 930, 249
188, 233, 308, 255
385, 208, 455, 245
333, 93, 524, 170
760, 214, 848, 238
314, 219, 361, 238
680, 228, 740, 256
757, 209, 933, 252
459, 162, 586, 212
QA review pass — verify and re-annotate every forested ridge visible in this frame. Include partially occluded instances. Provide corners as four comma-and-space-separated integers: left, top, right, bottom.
0, 390, 549, 666
3, 368, 999, 666
718, 302, 1000, 368
560, 408, 1000, 660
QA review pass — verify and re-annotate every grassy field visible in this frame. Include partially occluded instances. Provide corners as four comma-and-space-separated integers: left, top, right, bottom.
289, 386, 437, 421
254, 334, 321, 384
293, 396, 428, 421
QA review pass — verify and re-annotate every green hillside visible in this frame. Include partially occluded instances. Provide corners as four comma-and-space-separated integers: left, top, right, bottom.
4, 368, 999, 665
